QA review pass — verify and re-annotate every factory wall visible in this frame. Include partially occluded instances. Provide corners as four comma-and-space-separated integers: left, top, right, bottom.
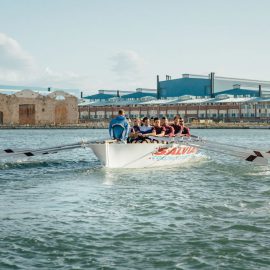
0, 90, 78, 125
159, 78, 211, 98
79, 100, 270, 122
214, 77, 270, 93
216, 89, 259, 97
159, 76, 270, 97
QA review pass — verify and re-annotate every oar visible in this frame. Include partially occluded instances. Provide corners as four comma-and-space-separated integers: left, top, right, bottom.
191, 134, 270, 159
190, 137, 269, 165
187, 141, 268, 165
1, 142, 83, 157
0, 138, 109, 158
149, 135, 269, 165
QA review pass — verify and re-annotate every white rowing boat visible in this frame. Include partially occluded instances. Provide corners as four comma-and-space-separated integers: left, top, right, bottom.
88, 140, 199, 168
1, 136, 269, 167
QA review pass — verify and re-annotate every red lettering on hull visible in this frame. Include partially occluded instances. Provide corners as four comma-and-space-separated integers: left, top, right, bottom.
153, 146, 197, 156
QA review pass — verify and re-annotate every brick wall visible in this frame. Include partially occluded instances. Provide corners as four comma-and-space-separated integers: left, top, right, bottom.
0, 90, 78, 125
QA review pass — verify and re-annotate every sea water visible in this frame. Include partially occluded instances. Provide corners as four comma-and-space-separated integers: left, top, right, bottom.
0, 129, 270, 270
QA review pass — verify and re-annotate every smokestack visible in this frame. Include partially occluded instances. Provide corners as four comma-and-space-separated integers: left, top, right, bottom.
259, 85, 262, 97
210, 72, 215, 98
81, 91, 83, 98
157, 75, 160, 99
117, 90, 120, 97
48, 87, 51, 92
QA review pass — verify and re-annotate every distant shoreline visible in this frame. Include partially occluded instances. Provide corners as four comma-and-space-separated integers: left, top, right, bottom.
1, 124, 270, 130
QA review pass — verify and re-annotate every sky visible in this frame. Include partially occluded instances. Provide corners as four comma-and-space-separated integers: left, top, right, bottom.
0, 0, 270, 94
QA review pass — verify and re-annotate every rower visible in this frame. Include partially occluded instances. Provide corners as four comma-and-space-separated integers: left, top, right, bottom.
137, 117, 155, 143
150, 117, 166, 143
179, 118, 191, 137
171, 116, 182, 135
109, 109, 130, 141
128, 118, 141, 143
162, 117, 175, 137
130, 118, 141, 133
150, 116, 155, 126
160, 116, 166, 126
153, 117, 165, 136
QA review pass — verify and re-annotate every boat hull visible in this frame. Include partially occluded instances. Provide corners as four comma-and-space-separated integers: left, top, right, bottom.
88, 142, 198, 168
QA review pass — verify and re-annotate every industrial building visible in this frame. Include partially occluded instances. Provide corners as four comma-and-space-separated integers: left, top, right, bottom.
157, 73, 270, 98
0, 90, 78, 125
79, 73, 270, 122
79, 95, 270, 122
83, 88, 157, 101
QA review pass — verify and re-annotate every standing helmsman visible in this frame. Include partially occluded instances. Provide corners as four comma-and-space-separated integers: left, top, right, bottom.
109, 109, 130, 141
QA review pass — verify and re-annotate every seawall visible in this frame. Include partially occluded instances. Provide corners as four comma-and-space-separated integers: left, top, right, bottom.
1, 122, 270, 129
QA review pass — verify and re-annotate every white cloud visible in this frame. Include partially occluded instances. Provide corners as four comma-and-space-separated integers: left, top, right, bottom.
0, 34, 150, 91
36, 67, 87, 88
0, 33, 36, 82
0, 33, 34, 70
111, 50, 146, 78
0, 32, 87, 89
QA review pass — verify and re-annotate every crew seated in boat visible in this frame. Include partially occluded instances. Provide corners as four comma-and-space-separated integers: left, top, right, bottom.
109, 109, 130, 141
138, 117, 155, 142
174, 114, 182, 120
161, 117, 175, 137
171, 116, 182, 135
153, 117, 165, 136
149, 117, 166, 143
150, 116, 155, 126
130, 117, 155, 143
178, 118, 190, 137
127, 118, 141, 143
130, 118, 141, 133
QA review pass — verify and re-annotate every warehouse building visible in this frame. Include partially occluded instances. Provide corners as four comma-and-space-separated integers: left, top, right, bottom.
84, 88, 157, 101
0, 90, 78, 125
79, 73, 270, 122
79, 94, 270, 122
158, 73, 270, 98
83, 73, 270, 101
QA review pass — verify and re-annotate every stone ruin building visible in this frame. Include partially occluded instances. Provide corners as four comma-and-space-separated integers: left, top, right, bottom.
0, 90, 78, 125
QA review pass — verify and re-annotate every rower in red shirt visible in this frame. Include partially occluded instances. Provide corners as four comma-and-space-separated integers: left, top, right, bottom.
128, 118, 141, 143
179, 118, 191, 137
153, 117, 165, 136
130, 118, 141, 134
161, 117, 174, 136
171, 116, 182, 135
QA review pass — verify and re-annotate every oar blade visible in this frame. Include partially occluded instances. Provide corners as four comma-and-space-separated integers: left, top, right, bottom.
245, 150, 269, 165
246, 156, 268, 165
0, 138, 110, 159
0, 148, 32, 157
153, 135, 269, 165
0, 143, 82, 158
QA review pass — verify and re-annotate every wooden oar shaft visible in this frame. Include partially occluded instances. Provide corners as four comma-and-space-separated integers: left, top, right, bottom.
1, 142, 83, 157
0, 137, 111, 158
192, 134, 268, 153
149, 135, 268, 165
187, 141, 268, 165
0, 144, 84, 158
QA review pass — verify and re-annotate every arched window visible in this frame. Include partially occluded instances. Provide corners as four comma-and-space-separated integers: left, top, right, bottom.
55, 95, 66, 101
